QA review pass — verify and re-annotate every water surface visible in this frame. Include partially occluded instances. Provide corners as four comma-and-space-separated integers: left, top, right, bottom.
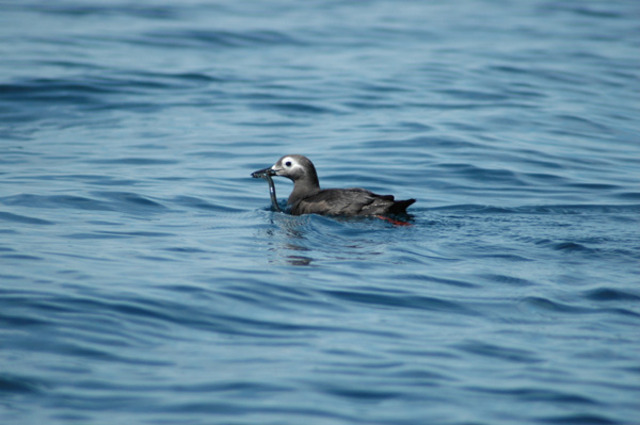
1, 1, 639, 424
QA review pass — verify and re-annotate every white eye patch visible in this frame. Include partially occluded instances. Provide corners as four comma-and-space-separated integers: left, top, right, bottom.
280, 156, 300, 171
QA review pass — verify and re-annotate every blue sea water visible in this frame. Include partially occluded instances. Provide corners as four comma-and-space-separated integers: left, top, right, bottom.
1, 0, 640, 424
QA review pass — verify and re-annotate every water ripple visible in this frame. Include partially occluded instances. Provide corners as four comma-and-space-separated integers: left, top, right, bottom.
0, 374, 46, 394
138, 29, 306, 49
455, 340, 542, 364
0, 211, 54, 225
583, 288, 640, 302
322, 289, 473, 316
0, 194, 114, 211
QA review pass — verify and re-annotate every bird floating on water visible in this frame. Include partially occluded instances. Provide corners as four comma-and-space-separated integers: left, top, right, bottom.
252, 154, 415, 217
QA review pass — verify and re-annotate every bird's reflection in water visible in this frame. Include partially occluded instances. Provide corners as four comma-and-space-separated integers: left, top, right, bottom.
263, 214, 315, 266
260, 209, 405, 267
284, 254, 313, 266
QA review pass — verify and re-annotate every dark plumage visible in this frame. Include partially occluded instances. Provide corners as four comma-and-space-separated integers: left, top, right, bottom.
252, 154, 415, 216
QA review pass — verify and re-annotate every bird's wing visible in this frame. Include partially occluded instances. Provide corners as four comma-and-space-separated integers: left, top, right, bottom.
293, 188, 395, 216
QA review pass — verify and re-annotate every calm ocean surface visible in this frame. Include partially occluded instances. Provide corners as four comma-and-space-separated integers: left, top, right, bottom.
1, 1, 639, 424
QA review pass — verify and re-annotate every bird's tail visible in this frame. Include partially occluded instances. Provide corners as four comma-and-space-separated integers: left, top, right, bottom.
388, 198, 416, 214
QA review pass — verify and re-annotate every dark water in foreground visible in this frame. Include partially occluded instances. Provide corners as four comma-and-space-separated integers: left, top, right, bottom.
1, 1, 639, 424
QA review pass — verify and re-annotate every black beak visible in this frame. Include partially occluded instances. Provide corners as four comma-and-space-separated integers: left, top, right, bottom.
251, 166, 276, 178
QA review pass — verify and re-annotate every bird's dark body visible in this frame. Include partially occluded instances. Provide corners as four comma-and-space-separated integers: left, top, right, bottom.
252, 154, 415, 217
291, 188, 415, 216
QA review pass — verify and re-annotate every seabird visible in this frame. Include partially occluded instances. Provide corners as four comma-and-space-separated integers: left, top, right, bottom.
252, 154, 415, 216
